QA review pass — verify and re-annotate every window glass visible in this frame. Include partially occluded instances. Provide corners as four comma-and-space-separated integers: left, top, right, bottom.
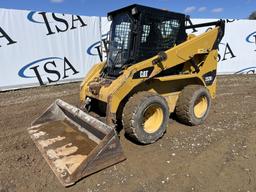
108, 14, 132, 68
138, 15, 181, 61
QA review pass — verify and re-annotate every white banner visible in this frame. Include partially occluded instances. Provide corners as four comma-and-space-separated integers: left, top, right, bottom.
187, 19, 256, 75
0, 8, 101, 91
0, 9, 255, 91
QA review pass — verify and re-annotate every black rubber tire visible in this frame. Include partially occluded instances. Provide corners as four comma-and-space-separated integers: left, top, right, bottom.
122, 92, 169, 144
175, 85, 211, 126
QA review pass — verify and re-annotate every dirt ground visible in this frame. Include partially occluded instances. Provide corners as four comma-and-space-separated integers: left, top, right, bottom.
0, 75, 256, 192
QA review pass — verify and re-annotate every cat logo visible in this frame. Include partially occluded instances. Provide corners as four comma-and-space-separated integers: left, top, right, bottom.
203, 70, 216, 86
132, 67, 154, 79
204, 76, 213, 82
140, 70, 149, 78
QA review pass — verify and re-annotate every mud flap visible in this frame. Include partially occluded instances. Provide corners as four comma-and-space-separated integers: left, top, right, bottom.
27, 99, 126, 187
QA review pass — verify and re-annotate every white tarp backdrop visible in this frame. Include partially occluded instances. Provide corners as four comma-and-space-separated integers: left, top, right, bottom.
187, 19, 256, 75
0, 8, 255, 91
0, 8, 101, 91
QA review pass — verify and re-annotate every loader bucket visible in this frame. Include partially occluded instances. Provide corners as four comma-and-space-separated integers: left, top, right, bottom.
27, 99, 126, 187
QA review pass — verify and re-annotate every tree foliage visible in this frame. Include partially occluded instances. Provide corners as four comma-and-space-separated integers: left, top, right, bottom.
249, 11, 256, 19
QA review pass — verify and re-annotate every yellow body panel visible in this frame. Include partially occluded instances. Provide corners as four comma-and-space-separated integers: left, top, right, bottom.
80, 27, 220, 124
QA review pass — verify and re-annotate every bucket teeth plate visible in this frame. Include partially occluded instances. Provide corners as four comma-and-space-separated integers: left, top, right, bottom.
28, 99, 126, 186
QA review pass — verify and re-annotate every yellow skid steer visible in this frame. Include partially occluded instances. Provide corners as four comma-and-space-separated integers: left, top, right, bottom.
28, 4, 225, 186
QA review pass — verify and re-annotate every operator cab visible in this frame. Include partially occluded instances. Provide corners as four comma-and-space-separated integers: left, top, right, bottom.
105, 4, 187, 77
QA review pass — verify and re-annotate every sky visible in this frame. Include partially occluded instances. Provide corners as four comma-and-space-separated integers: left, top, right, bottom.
0, 0, 255, 19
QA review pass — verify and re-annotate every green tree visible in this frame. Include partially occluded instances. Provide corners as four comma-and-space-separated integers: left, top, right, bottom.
249, 11, 256, 19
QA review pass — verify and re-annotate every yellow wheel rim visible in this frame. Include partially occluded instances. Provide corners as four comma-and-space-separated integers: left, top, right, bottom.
143, 104, 164, 134
194, 96, 208, 118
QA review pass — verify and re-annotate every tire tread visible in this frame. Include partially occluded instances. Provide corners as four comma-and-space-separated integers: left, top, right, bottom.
176, 85, 210, 125
123, 91, 168, 144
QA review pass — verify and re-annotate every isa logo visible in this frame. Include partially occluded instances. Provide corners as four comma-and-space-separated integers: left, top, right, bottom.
18, 57, 79, 85
246, 31, 256, 52
27, 11, 87, 36
217, 42, 236, 62
235, 67, 256, 74
0, 27, 17, 47
87, 33, 108, 56
246, 31, 256, 44
27, 11, 49, 24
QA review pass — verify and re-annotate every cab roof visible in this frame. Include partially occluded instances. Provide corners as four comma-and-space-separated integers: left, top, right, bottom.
107, 4, 186, 19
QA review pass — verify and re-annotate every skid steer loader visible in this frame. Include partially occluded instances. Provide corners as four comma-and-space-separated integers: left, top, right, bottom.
28, 4, 225, 186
